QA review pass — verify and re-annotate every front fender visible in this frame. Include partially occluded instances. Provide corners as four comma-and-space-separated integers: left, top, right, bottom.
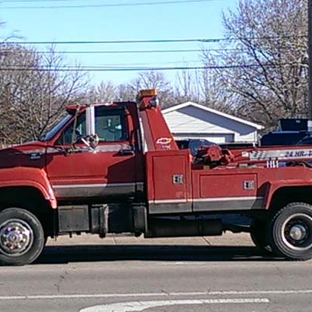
0, 167, 57, 209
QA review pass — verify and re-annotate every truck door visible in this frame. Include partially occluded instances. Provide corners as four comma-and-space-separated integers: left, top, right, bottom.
45, 105, 143, 200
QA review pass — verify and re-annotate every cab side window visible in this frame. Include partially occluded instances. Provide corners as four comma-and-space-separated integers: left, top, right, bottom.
56, 114, 86, 145
56, 106, 128, 145
95, 107, 128, 142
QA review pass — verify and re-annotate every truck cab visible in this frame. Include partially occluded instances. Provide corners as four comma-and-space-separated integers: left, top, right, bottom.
41, 102, 144, 202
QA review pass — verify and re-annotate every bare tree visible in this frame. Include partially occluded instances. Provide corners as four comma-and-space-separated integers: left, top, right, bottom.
201, 0, 308, 128
115, 84, 137, 102
174, 68, 201, 103
84, 81, 139, 106
173, 62, 236, 114
85, 81, 116, 103
0, 44, 88, 143
129, 71, 174, 107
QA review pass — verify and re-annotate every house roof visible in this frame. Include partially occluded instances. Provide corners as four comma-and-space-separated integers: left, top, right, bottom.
162, 101, 264, 130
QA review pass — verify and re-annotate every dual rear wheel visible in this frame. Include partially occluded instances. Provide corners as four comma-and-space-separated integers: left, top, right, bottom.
250, 202, 312, 261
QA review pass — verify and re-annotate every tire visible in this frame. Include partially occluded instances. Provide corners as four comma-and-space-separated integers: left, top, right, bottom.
0, 208, 45, 266
268, 203, 312, 261
250, 219, 271, 252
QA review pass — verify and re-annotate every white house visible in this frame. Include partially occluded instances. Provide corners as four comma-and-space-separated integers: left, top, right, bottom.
162, 102, 264, 144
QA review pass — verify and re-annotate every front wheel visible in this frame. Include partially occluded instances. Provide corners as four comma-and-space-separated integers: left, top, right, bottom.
268, 203, 312, 261
0, 208, 45, 266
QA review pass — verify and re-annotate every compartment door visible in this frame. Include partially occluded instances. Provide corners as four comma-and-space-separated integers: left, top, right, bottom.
148, 153, 191, 214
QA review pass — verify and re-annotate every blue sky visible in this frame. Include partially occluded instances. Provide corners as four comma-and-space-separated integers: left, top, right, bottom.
0, 0, 238, 85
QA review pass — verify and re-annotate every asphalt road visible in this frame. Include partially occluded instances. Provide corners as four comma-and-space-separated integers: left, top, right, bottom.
0, 234, 312, 312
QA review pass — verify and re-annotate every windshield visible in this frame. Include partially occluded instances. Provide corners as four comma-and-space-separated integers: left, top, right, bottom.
40, 115, 72, 141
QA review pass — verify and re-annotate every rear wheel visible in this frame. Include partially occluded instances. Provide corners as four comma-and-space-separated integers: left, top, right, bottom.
268, 203, 312, 261
250, 219, 271, 252
0, 208, 45, 266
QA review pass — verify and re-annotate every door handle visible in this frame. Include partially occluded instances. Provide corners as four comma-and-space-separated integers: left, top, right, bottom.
118, 148, 134, 156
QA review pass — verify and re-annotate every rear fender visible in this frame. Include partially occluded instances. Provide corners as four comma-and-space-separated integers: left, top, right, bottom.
264, 180, 312, 209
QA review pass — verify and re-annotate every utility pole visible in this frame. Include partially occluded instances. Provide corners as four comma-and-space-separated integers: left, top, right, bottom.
308, 0, 312, 130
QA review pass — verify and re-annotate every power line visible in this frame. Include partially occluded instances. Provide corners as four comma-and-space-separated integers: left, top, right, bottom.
5, 38, 223, 45
0, 48, 229, 54
43, 49, 205, 54
53, 59, 202, 66
4, 35, 307, 45
0, 63, 302, 72
1, 46, 303, 55
0, 0, 219, 9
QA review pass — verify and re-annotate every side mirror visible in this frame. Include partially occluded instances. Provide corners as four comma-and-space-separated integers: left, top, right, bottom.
81, 134, 99, 149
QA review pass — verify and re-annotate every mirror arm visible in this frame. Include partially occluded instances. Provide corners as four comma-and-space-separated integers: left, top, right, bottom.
70, 105, 81, 149
81, 137, 92, 149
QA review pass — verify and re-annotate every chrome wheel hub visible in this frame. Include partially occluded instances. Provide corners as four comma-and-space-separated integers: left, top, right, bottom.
0, 219, 33, 256
282, 213, 312, 251
289, 224, 307, 241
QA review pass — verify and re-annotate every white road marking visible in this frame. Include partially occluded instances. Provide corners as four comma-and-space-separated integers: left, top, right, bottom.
0, 293, 164, 301
80, 298, 270, 312
0, 289, 311, 301
170, 289, 312, 296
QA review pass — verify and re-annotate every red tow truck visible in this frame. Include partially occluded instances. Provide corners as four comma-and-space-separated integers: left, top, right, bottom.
1, 89, 312, 265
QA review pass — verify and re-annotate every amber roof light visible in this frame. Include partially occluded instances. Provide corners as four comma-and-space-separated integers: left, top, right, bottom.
139, 89, 157, 98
